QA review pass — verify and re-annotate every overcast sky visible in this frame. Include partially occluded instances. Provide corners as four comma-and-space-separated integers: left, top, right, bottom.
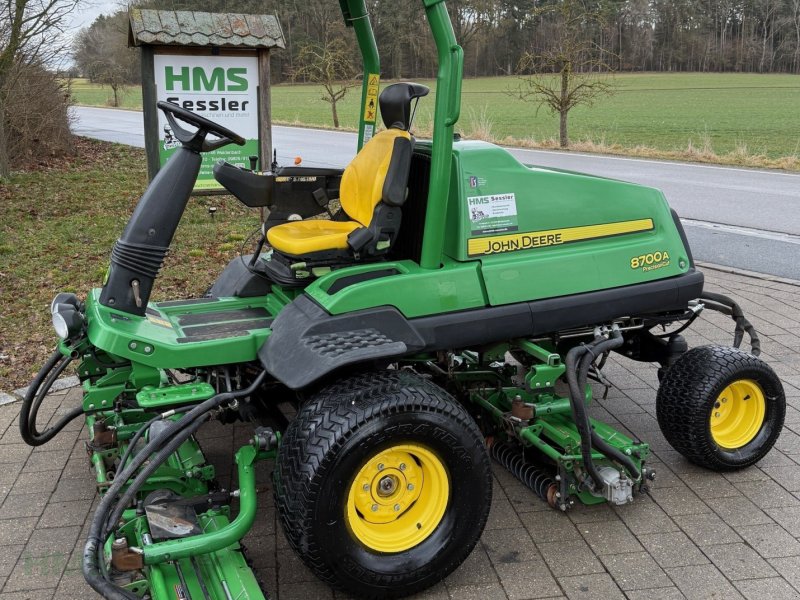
66, 0, 121, 36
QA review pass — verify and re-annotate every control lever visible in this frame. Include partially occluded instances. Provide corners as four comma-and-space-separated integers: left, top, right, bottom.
271, 149, 278, 171
249, 155, 258, 172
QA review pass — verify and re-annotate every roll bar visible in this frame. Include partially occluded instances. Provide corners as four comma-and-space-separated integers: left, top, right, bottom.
341, 0, 462, 269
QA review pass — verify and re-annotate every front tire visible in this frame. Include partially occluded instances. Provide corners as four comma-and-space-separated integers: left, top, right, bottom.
274, 370, 492, 599
656, 345, 785, 470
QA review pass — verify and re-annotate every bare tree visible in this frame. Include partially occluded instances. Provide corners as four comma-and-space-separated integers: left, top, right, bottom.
0, 0, 80, 178
293, 34, 357, 129
74, 11, 138, 107
508, 0, 615, 149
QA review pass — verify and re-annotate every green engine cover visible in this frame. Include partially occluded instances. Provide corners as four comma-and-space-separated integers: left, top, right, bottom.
444, 141, 691, 306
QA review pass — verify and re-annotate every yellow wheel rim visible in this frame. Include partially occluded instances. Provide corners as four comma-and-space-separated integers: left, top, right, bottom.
345, 444, 449, 553
710, 379, 766, 449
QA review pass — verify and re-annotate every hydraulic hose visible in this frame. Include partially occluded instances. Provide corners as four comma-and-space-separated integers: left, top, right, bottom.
83, 370, 267, 600
565, 342, 605, 491
699, 291, 761, 356
575, 333, 640, 480
115, 412, 178, 476
19, 350, 84, 446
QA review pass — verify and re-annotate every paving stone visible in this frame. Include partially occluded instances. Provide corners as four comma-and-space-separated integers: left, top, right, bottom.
3, 551, 69, 593
0, 590, 55, 599
577, 520, 643, 555
665, 564, 745, 600
51, 568, 101, 599
444, 544, 498, 587
0, 545, 24, 577
538, 540, 604, 577
481, 528, 540, 564
485, 494, 524, 530
623, 588, 686, 600
769, 556, 800, 592
703, 542, 778, 580
764, 505, 800, 537
520, 511, 581, 544
734, 577, 800, 600
557, 573, 625, 600
710, 495, 774, 528
36, 500, 90, 530
673, 512, 741, 546
677, 473, 741, 498
613, 495, 679, 535
8, 472, 58, 496
0, 493, 48, 519
734, 479, 800, 509
0, 517, 38, 546
598, 551, 672, 591
20, 450, 69, 474
445, 582, 508, 600
637, 531, 709, 568
492, 560, 562, 600
0, 444, 32, 465
278, 580, 335, 600
737, 523, 800, 558
23, 527, 80, 559
650, 485, 711, 517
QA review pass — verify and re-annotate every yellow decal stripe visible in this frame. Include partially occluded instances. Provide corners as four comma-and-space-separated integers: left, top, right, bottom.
468, 218, 655, 257
146, 314, 173, 329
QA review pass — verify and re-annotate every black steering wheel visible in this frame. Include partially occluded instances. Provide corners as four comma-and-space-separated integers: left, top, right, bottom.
157, 100, 246, 153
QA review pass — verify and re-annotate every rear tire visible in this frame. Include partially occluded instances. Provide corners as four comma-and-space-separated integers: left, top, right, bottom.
274, 370, 492, 599
656, 345, 785, 471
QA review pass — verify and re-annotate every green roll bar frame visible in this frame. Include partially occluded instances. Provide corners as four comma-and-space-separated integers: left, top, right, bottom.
340, 0, 463, 270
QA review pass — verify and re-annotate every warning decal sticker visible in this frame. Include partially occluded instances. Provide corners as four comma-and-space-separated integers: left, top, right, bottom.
363, 73, 380, 142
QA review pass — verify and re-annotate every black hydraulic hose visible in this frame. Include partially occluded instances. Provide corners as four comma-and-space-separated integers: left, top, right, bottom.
700, 291, 761, 356
103, 415, 209, 536
565, 342, 605, 492
83, 370, 267, 599
115, 413, 171, 476
576, 334, 641, 481
19, 350, 84, 446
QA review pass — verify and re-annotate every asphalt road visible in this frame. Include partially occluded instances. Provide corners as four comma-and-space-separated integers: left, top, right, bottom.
72, 106, 800, 280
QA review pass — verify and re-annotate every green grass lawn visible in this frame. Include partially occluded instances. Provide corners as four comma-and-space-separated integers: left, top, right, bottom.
71, 73, 800, 161
0, 139, 260, 389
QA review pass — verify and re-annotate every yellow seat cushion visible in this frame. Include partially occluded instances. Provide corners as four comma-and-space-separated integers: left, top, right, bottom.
267, 219, 361, 256
267, 128, 411, 257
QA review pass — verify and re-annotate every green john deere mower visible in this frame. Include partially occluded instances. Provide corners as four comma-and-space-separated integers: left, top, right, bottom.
20, 0, 785, 598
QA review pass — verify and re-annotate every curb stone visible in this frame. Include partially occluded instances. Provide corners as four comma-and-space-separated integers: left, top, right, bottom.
0, 375, 80, 406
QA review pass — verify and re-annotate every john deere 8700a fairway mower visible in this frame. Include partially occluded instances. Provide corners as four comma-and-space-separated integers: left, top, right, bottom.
20, 1, 785, 598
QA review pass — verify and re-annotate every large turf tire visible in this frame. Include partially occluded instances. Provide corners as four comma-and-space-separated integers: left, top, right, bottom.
274, 370, 492, 599
656, 345, 785, 471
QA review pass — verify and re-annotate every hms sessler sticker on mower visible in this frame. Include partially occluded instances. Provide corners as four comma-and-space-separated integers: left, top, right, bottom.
468, 218, 655, 257
468, 193, 519, 235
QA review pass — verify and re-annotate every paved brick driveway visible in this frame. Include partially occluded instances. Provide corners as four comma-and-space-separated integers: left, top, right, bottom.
1, 268, 799, 600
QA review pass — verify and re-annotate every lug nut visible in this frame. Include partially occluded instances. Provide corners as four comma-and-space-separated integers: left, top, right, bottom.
399, 463, 406, 471
362, 484, 369, 491
407, 483, 414, 491
393, 504, 401, 512
715, 412, 721, 418
371, 504, 378, 512
377, 463, 384, 471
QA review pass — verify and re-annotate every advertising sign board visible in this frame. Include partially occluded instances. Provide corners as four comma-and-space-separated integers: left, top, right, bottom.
154, 54, 259, 191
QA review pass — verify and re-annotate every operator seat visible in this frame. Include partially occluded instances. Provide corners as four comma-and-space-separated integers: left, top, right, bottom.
263, 82, 430, 285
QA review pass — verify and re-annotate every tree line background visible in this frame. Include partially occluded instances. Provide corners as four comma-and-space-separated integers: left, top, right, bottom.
75, 0, 800, 89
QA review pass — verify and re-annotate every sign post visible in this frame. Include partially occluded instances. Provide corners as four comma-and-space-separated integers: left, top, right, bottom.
129, 10, 285, 194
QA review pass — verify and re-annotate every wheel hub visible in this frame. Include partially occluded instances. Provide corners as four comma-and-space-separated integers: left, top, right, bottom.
346, 444, 449, 553
710, 379, 766, 449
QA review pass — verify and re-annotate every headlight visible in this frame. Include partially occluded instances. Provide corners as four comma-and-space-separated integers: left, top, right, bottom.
50, 300, 84, 340
50, 292, 79, 314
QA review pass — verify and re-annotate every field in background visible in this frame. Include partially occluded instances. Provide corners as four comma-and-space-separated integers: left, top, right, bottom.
70, 73, 800, 166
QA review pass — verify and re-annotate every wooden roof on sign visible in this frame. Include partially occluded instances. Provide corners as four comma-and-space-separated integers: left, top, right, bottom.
128, 9, 285, 49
